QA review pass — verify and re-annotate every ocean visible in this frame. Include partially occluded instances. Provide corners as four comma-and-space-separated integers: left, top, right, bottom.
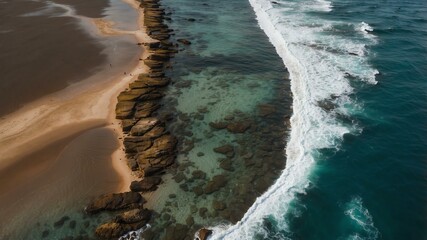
209, 0, 427, 239
0, 0, 426, 239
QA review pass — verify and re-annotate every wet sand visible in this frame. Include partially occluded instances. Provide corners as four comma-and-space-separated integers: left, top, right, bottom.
0, 0, 152, 238
0, 127, 120, 237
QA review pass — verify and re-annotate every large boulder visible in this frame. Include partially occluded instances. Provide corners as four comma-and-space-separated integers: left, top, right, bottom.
95, 221, 146, 240
137, 134, 177, 168
213, 145, 234, 155
204, 175, 227, 194
85, 192, 143, 214
130, 117, 160, 136
197, 228, 213, 240
130, 176, 162, 192
115, 101, 136, 119
134, 101, 160, 118
226, 120, 251, 133
117, 88, 154, 101
115, 209, 152, 224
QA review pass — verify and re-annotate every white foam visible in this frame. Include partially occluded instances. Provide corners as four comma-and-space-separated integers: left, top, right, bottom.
344, 196, 380, 240
357, 22, 377, 43
208, 0, 378, 239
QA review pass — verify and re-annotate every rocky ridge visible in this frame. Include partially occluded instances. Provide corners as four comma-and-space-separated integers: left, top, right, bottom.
85, 0, 179, 238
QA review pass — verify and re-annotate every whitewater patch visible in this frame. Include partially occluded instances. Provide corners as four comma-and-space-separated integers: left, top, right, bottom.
208, 0, 378, 239
344, 196, 380, 240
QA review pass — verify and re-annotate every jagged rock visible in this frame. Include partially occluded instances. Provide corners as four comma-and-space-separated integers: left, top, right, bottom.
121, 119, 137, 132
148, 53, 170, 61
137, 134, 177, 168
134, 101, 160, 118
130, 176, 162, 192
115, 209, 151, 224
130, 117, 160, 136
85, 192, 143, 214
213, 145, 234, 155
116, 101, 136, 119
142, 166, 165, 177
123, 137, 152, 154
144, 59, 164, 69
135, 75, 170, 87
144, 42, 161, 48
204, 175, 227, 194
227, 120, 251, 133
143, 125, 165, 139
317, 99, 336, 111
95, 221, 145, 240
117, 88, 154, 101
197, 228, 213, 240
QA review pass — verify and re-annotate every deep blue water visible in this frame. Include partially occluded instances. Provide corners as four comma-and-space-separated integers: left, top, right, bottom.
209, 0, 427, 239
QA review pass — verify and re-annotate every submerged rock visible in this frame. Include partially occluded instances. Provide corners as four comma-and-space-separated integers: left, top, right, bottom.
226, 120, 251, 133
85, 192, 143, 214
209, 121, 228, 130
53, 216, 70, 228
213, 145, 234, 155
204, 175, 227, 194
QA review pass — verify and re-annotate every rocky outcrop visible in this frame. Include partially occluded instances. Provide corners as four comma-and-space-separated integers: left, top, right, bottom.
130, 176, 162, 192
204, 175, 227, 194
115, 208, 152, 224
95, 221, 145, 239
226, 120, 251, 133
196, 228, 213, 240
88, 0, 179, 238
95, 209, 152, 239
85, 192, 144, 214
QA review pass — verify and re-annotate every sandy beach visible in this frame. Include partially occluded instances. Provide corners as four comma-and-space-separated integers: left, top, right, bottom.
0, 0, 156, 237
0, 0, 154, 192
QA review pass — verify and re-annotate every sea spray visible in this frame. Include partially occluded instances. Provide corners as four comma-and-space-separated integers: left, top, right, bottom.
344, 196, 379, 240
209, 0, 378, 238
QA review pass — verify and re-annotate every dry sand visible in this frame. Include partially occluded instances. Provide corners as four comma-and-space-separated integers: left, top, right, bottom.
0, 0, 155, 192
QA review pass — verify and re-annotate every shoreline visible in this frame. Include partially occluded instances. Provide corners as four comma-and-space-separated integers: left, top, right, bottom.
85, 0, 183, 238
0, 0, 150, 189
103, 0, 158, 193
0, 1, 149, 237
